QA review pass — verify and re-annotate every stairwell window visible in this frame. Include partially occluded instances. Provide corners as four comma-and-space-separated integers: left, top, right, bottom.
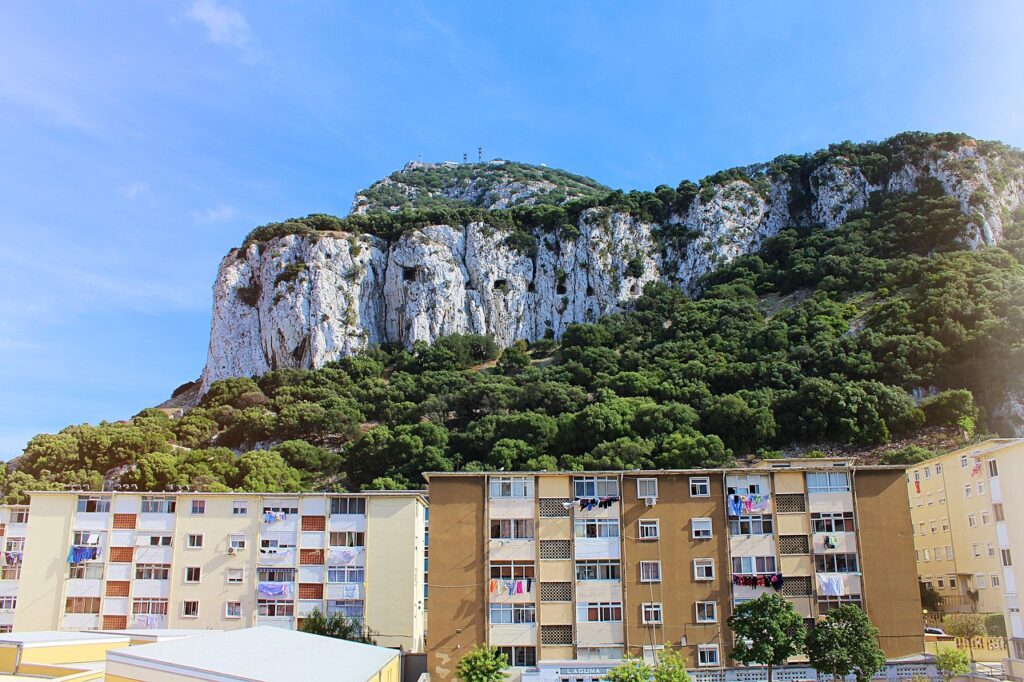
1002, 549, 1013, 567
639, 561, 662, 583
641, 603, 663, 624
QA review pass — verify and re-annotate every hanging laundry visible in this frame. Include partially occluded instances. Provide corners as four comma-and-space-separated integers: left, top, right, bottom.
728, 495, 744, 517
257, 582, 292, 597
748, 495, 769, 512
824, 533, 838, 549
561, 501, 574, 510
489, 579, 498, 594
525, 578, 533, 593
816, 573, 844, 596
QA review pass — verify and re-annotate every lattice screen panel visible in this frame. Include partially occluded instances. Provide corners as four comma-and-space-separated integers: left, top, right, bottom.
539, 498, 571, 518
775, 493, 807, 513
540, 581, 572, 602
539, 539, 571, 560
779, 534, 809, 554
541, 624, 573, 645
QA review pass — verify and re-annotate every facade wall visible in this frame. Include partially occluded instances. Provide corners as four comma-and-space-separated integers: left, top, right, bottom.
425, 477, 485, 681
12, 491, 425, 651
856, 469, 925, 657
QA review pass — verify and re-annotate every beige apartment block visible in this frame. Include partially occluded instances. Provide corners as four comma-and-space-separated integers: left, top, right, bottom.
11, 490, 427, 652
907, 438, 1024, 675
426, 460, 923, 681
0, 504, 29, 634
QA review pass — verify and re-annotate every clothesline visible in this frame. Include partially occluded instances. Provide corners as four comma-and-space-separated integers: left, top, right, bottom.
732, 573, 784, 591
727, 494, 769, 516
575, 496, 620, 511
66, 545, 99, 563
488, 578, 533, 595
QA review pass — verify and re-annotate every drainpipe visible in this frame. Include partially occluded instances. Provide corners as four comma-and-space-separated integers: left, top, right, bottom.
12, 643, 23, 674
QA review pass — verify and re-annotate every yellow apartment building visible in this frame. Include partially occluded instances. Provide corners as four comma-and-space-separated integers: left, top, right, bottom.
907, 438, 1024, 676
11, 491, 426, 652
426, 459, 924, 681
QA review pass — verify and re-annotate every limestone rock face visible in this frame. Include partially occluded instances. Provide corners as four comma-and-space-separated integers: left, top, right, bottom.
200, 141, 1024, 393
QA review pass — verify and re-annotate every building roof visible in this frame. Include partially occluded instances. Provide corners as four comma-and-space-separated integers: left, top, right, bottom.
424, 460, 909, 479
106, 626, 399, 682
94, 628, 220, 642
0, 630, 129, 648
26, 489, 428, 504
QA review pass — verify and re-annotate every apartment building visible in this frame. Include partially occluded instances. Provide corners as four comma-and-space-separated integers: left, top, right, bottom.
905, 438, 1024, 673
0, 504, 29, 633
11, 490, 427, 652
426, 460, 923, 681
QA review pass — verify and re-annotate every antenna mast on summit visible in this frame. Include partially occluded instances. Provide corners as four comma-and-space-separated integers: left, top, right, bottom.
478, 146, 483, 162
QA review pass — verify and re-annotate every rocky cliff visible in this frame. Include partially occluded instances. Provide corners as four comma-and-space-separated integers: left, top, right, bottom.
200, 135, 1024, 393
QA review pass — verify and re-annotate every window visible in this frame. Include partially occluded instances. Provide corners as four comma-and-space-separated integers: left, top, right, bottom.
132, 598, 168, 615
227, 568, 244, 583
727, 475, 767, 495
190, 500, 206, 515
964, 484, 972, 498
135, 564, 170, 580
182, 601, 199, 618
139, 534, 172, 546
938, 493, 946, 505
923, 549, 930, 561
982, 511, 991, 526
489, 476, 534, 499
257, 600, 294, 617
326, 599, 364, 621
814, 553, 859, 573
935, 463, 942, 474
931, 520, 938, 533
76, 496, 110, 513
976, 574, 987, 589
919, 522, 927, 536
256, 567, 295, 582
225, 601, 242, 619
694, 559, 715, 581
260, 538, 295, 552
817, 595, 863, 613
638, 519, 660, 540
68, 563, 103, 580
229, 534, 246, 550
690, 477, 710, 497
489, 561, 535, 580
327, 566, 365, 583
140, 496, 175, 513
186, 533, 204, 549
733, 556, 777, 575
641, 603, 663, 624
933, 546, 941, 561
489, 603, 536, 624
330, 497, 366, 515
988, 460, 999, 477
232, 501, 248, 515
948, 575, 957, 589
185, 567, 201, 583
927, 493, 934, 506
73, 531, 102, 546
968, 514, 977, 528
941, 518, 950, 531
64, 597, 99, 614
639, 561, 662, 583
972, 544, 981, 558
1002, 549, 1013, 567
573, 476, 618, 499
806, 471, 850, 493
575, 560, 620, 581
994, 504, 1005, 522
937, 576, 945, 589
961, 455, 969, 468
692, 518, 713, 539
490, 519, 535, 540
329, 531, 365, 547
977, 481, 986, 495
696, 601, 717, 623
811, 512, 854, 533
992, 574, 1001, 588
987, 542, 996, 557
946, 546, 953, 560
574, 519, 619, 538
262, 504, 298, 516
0, 597, 15, 611
637, 478, 658, 499
576, 602, 623, 622
496, 646, 536, 668
578, 647, 625, 661
729, 515, 773, 535
698, 645, 720, 667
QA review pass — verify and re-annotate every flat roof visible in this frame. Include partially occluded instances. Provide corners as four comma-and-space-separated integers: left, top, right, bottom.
0, 630, 129, 648
425, 463, 909, 479
94, 628, 220, 641
107, 626, 399, 682
27, 490, 428, 504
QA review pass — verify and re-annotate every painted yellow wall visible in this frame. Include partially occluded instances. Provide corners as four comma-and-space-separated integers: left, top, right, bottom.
368, 656, 401, 682
364, 497, 425, 651
14, 495, 76, 630
20, 641, 129, 665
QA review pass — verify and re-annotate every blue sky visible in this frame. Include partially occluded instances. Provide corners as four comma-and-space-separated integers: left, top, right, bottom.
2, 1, 1023, 458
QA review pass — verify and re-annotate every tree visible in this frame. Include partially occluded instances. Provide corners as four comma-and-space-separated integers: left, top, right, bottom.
454, 644, 509, 682
233, 450, 303, 492
805, 605, 887, 682
919, 583, 943, 612
728, 594, 806, 682
935, 648, 970, 681
604, 657, 651, 682
944, 613, 986, 664
297, 607, 374, 644
653, 648, 692, 682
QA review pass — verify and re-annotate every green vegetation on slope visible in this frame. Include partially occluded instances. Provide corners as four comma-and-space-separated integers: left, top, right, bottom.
8, 183, 1023, 501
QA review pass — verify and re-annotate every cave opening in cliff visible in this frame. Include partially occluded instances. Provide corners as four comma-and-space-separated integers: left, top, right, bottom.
402, 267, 417, 282
556, 283, 567, 295
586, 285, 594, 296
527, 282, 536, 292
493, 279, 508, 292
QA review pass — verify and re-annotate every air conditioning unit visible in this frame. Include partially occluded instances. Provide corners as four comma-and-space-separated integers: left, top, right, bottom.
643, 496, 657, 507
227, 547, 237, 555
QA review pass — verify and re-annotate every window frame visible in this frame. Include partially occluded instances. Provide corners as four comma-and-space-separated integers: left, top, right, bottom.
184, 566, 202, 583
640, 602, 663, 624
573, 476, 619, 499
689, 477, 710, 497
190, 500, 206, 515
693, 558, 715, 581
695, 601, 717, 623
186, 533, 204, 549
638, 519, 660, 540
639, 561, 662, 583
224, 601, 242, 619
636, 478, 658, 499
691, 517, 713, 539
697, 644, 720, 667
181, 600, 199, 618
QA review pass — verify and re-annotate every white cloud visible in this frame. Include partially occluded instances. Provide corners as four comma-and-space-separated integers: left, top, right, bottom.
191, 204, 237, 224
118, 180, 151, 200
186, 0, 253, 49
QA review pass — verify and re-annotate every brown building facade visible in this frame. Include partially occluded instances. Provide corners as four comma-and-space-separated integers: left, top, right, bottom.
426, 459, 923, 681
